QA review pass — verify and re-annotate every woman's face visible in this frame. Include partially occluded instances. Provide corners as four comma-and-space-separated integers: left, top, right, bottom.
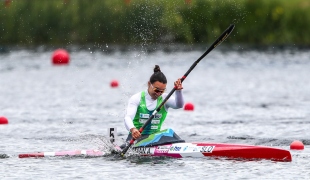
148, 81, 166, 99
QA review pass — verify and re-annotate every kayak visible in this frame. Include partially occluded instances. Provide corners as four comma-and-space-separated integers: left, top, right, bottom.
18, 128, 292, 162
18, 142, 291, 162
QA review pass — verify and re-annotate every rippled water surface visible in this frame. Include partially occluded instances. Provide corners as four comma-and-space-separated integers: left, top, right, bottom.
1, 45, 310, 179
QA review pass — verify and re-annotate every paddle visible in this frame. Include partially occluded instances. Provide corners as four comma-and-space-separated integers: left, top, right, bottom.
120, 24, 235, 156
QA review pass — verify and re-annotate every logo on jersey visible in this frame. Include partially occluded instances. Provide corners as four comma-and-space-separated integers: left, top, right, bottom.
140, 113, 149, 118
151, 125, 158, 130
154, 114, 162, 119
151, 120, 160, 124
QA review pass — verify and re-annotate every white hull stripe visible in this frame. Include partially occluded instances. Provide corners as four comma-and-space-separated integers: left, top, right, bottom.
44, 152, 55, 156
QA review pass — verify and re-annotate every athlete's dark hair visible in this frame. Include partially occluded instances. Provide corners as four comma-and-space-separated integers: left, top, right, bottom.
149, 65, 167, 84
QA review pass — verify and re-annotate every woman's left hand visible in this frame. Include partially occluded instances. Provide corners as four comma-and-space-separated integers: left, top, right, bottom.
174, 78, 183, 90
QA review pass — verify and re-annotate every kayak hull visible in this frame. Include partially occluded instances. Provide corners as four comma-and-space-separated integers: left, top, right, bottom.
19, 142, 292, 162
132, 142, 292, 162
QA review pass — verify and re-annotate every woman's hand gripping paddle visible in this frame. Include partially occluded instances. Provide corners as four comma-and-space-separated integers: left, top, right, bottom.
120, 24, 235, 156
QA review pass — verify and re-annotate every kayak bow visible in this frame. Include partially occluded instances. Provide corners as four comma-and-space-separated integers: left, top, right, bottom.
18, 149, 106, 158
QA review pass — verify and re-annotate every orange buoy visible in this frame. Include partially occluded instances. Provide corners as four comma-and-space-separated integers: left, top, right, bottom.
110, 80, 119, 88
184, 102, 194, 111
52, 49, 70, 65
185, 0, 192, 4
0, 116, 8, 124
290, 140, 304, 150
4, 0, 11, 7
124, 0, 130, 5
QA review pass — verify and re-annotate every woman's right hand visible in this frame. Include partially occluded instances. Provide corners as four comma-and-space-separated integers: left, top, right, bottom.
130, 128, 141, 139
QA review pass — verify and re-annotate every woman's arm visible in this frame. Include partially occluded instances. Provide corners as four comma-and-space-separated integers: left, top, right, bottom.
164, 78, 184, 109
124, 93, 140, 131
165, 90, 184, 109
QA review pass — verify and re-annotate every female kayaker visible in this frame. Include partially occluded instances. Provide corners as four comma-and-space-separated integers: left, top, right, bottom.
123, 65, 184, 144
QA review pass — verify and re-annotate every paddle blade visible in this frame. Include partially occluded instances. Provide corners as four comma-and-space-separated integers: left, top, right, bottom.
120, 139, 135, 156
213, 24, 235, 48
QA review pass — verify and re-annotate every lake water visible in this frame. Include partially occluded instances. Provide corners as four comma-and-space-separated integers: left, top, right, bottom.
1, 45, 310, 179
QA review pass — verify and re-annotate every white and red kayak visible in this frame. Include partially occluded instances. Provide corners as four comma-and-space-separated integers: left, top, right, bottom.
18, 128, 292, 161
18, 142, 292, 162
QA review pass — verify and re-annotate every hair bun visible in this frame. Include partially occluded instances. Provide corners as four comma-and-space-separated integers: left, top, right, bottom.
154, 65, 161, 73
150, 65, 167, 84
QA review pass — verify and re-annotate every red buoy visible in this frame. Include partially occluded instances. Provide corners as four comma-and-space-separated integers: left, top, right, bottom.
290, 140, 304, 150
184, 102, 194, 111
124, 0, 131, 5
0, 116, 8, 124
52, 49, 70, 65
110, 80, 119, 88
185, 0, 192, 4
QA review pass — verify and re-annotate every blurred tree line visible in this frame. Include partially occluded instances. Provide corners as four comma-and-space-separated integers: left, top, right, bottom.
0, 0, 309, 45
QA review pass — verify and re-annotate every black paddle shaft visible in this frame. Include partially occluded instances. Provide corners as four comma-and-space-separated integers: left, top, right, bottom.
121, 24, 235, 156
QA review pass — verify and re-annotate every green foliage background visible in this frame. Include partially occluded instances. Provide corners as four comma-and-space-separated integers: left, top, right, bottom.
1, 0, 309, 45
